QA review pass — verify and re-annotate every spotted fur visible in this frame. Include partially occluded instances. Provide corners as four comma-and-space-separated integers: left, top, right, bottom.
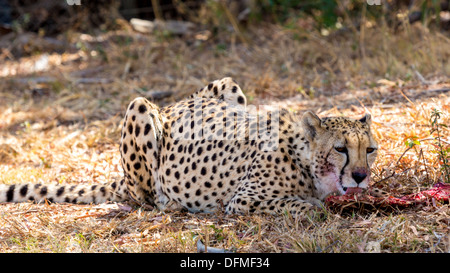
0, 77, 378, 217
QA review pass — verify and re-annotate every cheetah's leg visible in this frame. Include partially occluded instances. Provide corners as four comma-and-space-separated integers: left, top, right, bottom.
225, 178, 323, 218
120, 97, 162, 206
120, 97, 183, 211
188, 77, 247, 107
226, 195, 320, 217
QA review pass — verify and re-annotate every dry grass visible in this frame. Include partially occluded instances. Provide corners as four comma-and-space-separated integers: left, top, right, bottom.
0, 19, 449, 252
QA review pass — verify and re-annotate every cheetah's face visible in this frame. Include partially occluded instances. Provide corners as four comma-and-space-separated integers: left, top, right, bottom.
301, 112, 378, 200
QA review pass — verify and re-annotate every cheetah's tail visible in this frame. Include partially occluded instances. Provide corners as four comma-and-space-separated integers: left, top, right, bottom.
0, 180, 128, 204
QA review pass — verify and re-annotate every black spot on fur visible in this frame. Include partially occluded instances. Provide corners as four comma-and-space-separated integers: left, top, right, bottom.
20, 184, 28, 197
135, 124, 141, 137
40, 186, 48, 196
144, 123, 151, 135
56, 186, 65, 197
6, 185, 15, 202
138, 104, 147, 113
100, 186, 106, 196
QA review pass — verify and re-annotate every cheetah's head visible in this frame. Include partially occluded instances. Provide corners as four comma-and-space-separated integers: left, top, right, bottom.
301, 111, 378, 200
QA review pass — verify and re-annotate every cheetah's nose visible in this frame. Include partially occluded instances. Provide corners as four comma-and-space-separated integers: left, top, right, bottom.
352, 172, 367, 184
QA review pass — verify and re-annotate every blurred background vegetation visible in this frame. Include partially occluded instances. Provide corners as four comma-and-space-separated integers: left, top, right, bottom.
1, 0, 449, 101
1, 0, 449, 38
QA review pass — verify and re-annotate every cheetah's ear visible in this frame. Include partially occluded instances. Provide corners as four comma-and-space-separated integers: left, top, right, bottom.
359, 113, 372, 125
301, 111, 324, 139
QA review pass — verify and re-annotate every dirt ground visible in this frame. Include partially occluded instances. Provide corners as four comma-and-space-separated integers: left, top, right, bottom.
0, 19, 449, 252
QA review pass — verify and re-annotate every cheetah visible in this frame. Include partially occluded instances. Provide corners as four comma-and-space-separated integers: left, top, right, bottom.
0, 77, 378, 217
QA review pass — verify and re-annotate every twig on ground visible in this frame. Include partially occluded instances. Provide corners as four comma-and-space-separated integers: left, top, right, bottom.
374, 146, 413, 185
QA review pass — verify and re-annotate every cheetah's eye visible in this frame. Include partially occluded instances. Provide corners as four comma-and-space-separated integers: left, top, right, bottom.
366, 147, 376, 154
334, 147, 347, 153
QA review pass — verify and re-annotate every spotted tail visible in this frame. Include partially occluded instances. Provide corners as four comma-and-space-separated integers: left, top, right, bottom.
0, 180, 128, 204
